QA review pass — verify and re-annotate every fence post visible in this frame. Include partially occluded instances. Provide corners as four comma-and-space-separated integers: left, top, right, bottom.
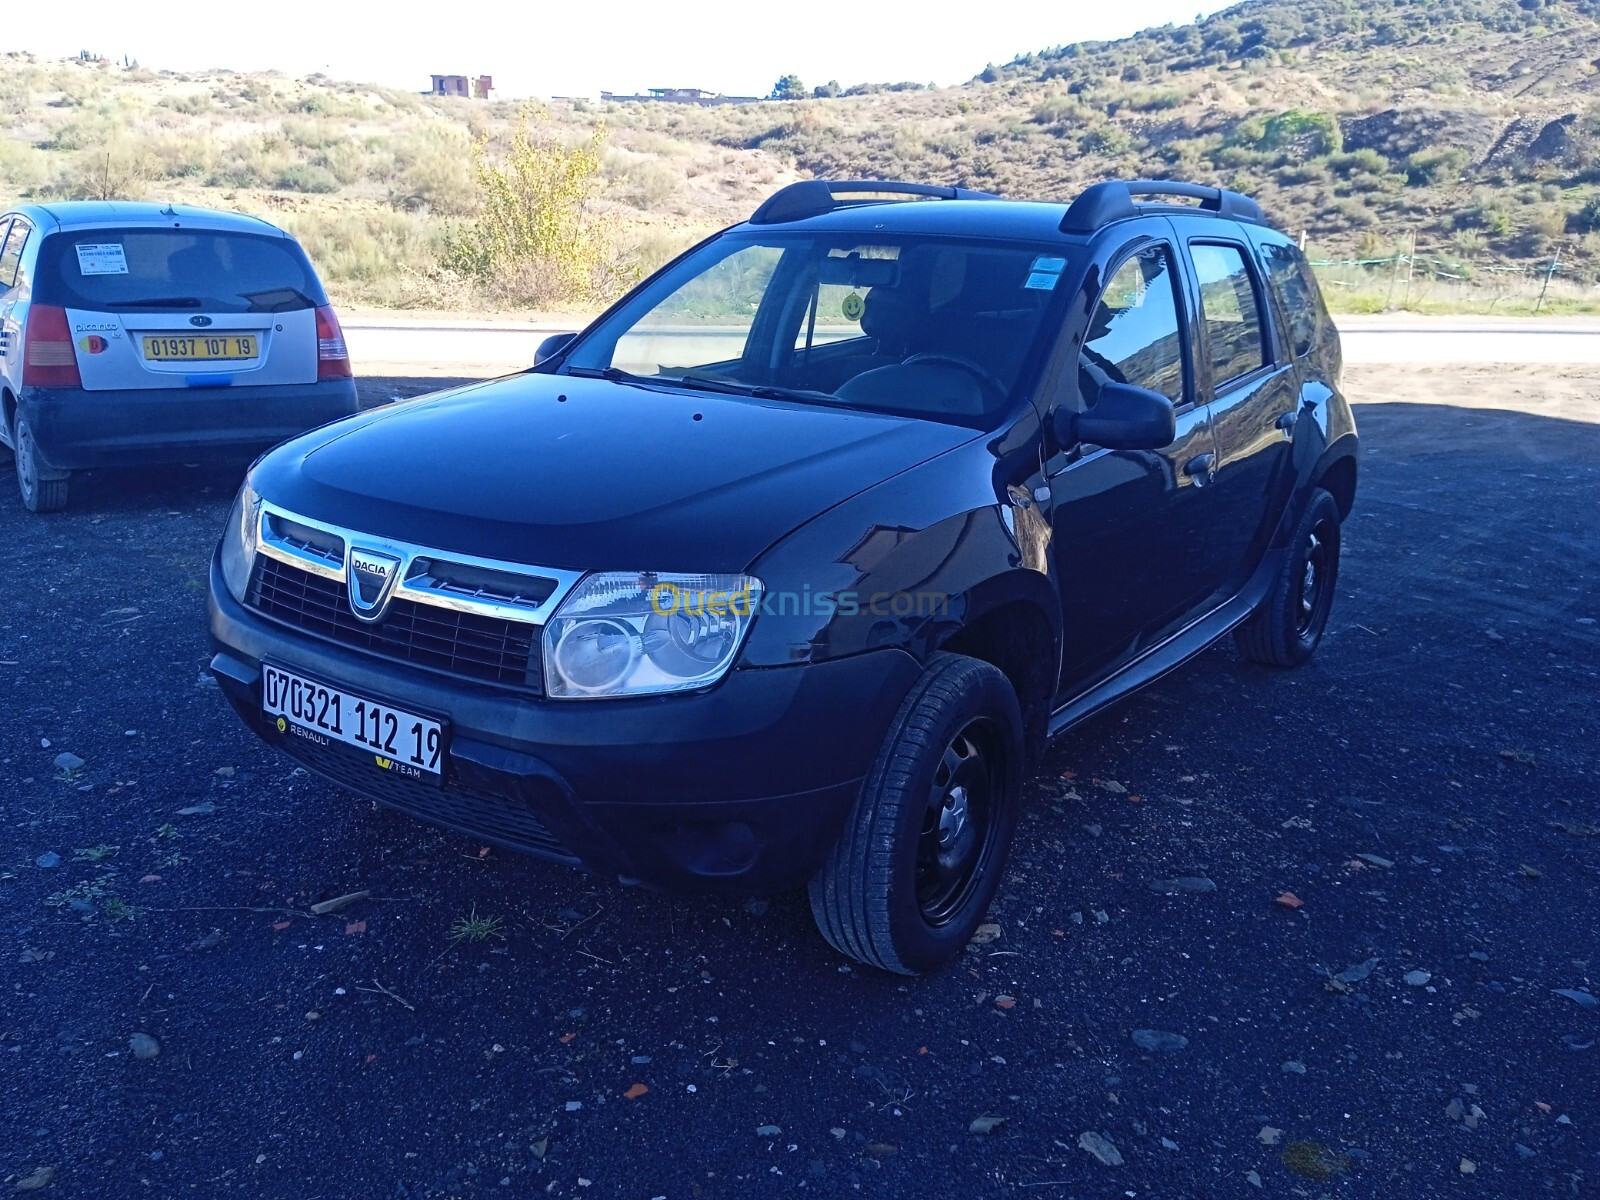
1535, 245, 1562, 314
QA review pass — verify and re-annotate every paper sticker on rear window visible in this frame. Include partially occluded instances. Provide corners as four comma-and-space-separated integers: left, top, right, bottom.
75, 244, 129, 276
1024, 270, 1063, 291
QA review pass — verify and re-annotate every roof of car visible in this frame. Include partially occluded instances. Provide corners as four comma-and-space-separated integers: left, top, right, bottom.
5, 201, 288, 237
738, 198, 1078, 242
736, 179, 1270, 243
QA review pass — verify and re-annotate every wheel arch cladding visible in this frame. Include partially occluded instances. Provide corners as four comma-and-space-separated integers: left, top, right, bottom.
937, 595, 1057, 766
1315, 453, 1358, 520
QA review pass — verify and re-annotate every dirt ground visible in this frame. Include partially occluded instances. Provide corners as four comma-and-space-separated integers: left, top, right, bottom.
2, 363, 1596, 1199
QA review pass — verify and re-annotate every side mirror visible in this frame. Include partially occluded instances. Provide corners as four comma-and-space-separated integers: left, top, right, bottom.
1054, 382, 1177, 451
534, 333, 576, 367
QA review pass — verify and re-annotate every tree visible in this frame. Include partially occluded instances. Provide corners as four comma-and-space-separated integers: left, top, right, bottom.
770, 74, 807, 101
812, 79, 841, 99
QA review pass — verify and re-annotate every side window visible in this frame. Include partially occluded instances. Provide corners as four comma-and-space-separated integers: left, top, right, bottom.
0, 219, 23, 291
1078, 246, 1186, 408
1189, 243, 1266, 387
1259, 241, 1329, 360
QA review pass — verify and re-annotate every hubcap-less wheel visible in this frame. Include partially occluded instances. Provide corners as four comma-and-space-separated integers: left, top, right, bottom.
16, 421, 37, 503
916, 723, 1001, 926
1296, 520, 1336, 638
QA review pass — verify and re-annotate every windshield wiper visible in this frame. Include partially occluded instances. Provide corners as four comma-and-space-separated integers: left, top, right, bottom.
566, 365, 651, 383
674, 374, 842, 406
104, 296, 204, 309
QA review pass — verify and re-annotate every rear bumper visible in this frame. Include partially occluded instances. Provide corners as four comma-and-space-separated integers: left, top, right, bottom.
19, 379, 358, 470
207, 552, 920, 894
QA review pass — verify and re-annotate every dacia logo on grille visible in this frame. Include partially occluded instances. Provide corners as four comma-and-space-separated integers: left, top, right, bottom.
347, 546, 403, 623
189, 315, 214, 327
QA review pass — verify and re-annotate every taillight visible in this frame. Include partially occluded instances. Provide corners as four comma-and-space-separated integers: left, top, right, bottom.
23, 305, 82, 388
315, 305, 352, 380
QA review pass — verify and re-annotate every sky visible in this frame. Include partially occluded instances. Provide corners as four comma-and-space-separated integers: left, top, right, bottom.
7, 0, 1237, 99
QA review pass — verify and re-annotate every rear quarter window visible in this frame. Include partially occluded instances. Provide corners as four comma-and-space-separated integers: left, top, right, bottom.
1259, 241, 1331, 360
34, 229, 327, 313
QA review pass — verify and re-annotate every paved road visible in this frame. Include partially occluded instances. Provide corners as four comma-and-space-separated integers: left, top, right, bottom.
1, 374, 1596, 1198
341, 314, 1600, 375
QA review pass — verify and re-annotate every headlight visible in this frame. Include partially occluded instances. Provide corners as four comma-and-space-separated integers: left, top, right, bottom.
543, 572, 762, 699
219, 481, 261, 604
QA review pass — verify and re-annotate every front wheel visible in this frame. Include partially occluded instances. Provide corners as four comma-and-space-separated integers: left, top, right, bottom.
808, 653, 1023, 974
14, 413, 70, 514
1234, 488, 1342, 667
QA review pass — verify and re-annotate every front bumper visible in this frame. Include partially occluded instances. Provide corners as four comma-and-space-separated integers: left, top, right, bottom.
207, 553, 920, 893
21, 379, 359, 471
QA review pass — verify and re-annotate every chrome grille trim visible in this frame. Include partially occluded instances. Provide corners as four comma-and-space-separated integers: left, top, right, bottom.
254, 501, 583, 627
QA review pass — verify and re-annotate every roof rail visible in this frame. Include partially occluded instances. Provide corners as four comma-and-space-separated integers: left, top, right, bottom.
1059, 180, 1265, 235
749, 179, 1000, 225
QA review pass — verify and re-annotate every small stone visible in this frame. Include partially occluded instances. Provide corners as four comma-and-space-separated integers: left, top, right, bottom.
1469, 951, 1489, 962
1160, 1137, 1179, 1151
1404, 970, 1432, 987
1554, 989, 1600, 1011
1357, 853, 1395, 868
631, 1055, 652, 1065
1336, 958, 1378, 984
14, 1166, 54, 1191
129, 1033, 161, 1060
34, 851, 61, 869
1459, 1159, 1476, 1175
1245, 1170, 1262, 1188
743, 897, 769, 916
970, 923, 1002, 946
1131, 1029, 1188, 1052
1515, 1143, 1536, 1159
1258, 1126, 1282, 1146
1076, 1131, 1123, 1166
564, 1101, 583, 1112
1281, 1060, 1307, 1074
756, 1125, 782, 1137
829, 1128, 846, 1140
1149, 876, 1216, 894
53, 752, 85, 772
1092, 910, 1109, 924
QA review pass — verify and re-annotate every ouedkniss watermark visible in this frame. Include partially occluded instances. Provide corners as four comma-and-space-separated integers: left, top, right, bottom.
649, 581, 949, 619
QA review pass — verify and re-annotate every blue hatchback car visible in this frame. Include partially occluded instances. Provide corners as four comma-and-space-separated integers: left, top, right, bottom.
0, 201, 358, 512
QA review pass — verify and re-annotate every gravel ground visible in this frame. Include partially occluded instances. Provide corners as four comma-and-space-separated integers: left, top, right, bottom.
1, 368, 1597, 1198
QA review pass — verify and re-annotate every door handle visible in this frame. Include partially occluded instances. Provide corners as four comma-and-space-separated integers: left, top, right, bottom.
1183, 453, 1216, 482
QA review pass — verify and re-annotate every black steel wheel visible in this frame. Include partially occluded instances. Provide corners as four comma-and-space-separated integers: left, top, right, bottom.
1235, 487, 1342, 667
809, 653, 1023, 974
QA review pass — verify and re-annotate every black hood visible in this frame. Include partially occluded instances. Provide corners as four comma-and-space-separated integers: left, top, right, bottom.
252, 372, 979, 573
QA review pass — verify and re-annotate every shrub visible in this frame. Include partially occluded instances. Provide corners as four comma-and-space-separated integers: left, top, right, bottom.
1326, 148, 1389, 177
1405, 147, 1470, 186
441, 104, 620, 306
273, 163, 340, 193
389, 127, 478, 216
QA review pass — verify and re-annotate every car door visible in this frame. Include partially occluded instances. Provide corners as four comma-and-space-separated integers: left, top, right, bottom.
1170, 221, 1300, 600
0, 217, 22, 409
1043, 228, 1220, 690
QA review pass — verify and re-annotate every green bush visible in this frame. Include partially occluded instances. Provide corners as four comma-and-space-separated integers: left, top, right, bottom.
273, 163, 340, 193
441, 104, 620, 306
1405, 147, 1470, 186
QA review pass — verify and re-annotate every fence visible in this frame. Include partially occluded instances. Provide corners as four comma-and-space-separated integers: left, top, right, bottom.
1303, 237, 1597, 315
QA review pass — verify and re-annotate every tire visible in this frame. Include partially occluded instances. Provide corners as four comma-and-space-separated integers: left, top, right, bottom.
808, 652, 1024, 975
1234, 488, 1341, 667
14, 414, 69, 514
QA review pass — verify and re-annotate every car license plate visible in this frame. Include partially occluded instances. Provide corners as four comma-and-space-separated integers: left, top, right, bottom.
142, 334, 259, 361
262, 663, 445, 783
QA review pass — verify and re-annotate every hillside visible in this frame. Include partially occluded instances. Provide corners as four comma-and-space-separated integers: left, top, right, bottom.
7, 0, 1600, 312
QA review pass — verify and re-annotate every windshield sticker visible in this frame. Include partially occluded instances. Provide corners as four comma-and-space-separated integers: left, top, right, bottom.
1030, 256, 1068, 275
75, 243, 129, 276
840, 292, 865, 321
1024, 270, 1063, 291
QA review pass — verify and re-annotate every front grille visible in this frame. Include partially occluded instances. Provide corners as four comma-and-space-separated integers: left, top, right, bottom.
277, 730, 576, 862
247, 556, 542, 693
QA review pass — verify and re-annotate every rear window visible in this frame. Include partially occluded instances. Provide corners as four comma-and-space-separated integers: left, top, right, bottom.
1259, 241, 1331, 360
35, 228, 326, 313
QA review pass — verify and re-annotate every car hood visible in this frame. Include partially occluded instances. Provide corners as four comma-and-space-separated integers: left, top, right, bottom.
252, 372, 981, 572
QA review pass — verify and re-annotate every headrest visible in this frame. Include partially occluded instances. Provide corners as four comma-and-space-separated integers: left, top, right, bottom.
859, 289, 921, 346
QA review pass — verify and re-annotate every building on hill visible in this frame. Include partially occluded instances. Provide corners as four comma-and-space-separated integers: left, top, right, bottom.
428, 74, 493, 99
599, 86, 761, 105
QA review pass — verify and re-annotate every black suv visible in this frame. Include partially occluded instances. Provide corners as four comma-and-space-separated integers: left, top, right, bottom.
208, 179, 1357, 974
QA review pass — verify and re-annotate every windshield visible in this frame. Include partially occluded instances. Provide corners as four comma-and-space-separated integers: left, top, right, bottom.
35, 228, 326, 313
562, 231, 1077, 424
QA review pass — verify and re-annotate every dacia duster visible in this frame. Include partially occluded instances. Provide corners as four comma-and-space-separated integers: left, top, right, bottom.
208, 179, 1358, 974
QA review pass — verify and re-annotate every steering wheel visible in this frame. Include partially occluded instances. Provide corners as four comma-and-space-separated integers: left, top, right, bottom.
902, 353, 1007, 400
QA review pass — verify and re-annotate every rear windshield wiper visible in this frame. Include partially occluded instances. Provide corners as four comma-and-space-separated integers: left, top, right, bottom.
103, 296, 204, 309
674, 374, 843, 407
